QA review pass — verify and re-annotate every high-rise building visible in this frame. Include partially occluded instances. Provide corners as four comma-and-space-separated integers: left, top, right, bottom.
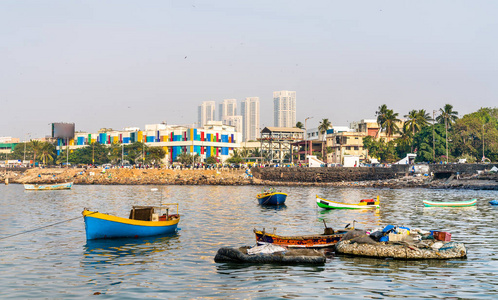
223, 115, 243, 133
219, 99, 237, 121
198, 101, 216, 127
241, 97, 260, 142
273, 91, 296, 128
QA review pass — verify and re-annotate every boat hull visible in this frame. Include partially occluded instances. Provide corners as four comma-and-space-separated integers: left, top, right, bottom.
257, 192, 287, 205
316, 196, 379, 209
254, 230, 346, 248
423, 199, 477, 207
24, 182, 73, 190
83, 210, 179, 240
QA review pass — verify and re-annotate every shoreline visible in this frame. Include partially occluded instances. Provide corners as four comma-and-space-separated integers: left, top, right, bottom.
2, 167, 498, 190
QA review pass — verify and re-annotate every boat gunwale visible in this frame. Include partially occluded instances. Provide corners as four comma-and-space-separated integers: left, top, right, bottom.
256, 192, 288, 199
24, 182, 73, 190
254, 230, 346, 240
316, 196, 379, 208
423, 199, 477, 207
83, 210, 180, 227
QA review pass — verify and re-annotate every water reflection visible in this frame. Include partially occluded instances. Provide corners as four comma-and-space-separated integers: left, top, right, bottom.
258, 204, 287, 211
82, 234, 179, 267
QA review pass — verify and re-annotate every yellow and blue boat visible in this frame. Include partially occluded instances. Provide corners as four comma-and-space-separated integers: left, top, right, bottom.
256, 189, 287, 205
82, 204, 180, 240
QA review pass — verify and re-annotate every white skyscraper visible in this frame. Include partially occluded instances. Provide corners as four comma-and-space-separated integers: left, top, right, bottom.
198, 101, 216, 127
223, 115, 243, 133
241, 97, 260, 142
219, 99, 237, 121
273, 91, 296, 128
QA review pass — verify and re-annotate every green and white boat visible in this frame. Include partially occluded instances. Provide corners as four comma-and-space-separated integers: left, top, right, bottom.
316, 195, 380, 210
423, 199, 477, 207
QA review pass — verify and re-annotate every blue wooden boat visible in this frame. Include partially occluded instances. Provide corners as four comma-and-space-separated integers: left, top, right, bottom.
489, 200, 498, 206
82, 204, 180, 240
256, 189, 287, 205
24, 182, 73, 190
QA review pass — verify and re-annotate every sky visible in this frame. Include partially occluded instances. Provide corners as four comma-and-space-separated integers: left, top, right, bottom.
1, 0, 497, 139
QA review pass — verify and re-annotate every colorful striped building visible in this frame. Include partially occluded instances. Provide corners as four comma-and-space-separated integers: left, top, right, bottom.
56, 121, 241, 165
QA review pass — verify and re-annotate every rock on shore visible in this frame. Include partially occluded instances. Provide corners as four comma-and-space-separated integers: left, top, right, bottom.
1, 168, 497, 189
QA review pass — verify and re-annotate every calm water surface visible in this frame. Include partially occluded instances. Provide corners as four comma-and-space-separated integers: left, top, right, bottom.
1, 184, 497, 299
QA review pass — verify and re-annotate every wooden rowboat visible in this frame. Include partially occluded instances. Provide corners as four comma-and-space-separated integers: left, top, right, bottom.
316, 195, 379, 210
256, 190, 287, 205
82, 204, 180, 240
423, 199, 477, 207
254, 228, 348, 248
24, 182, 73, 190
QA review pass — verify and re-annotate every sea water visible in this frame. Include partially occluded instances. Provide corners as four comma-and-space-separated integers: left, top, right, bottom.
1, 184, 497, 299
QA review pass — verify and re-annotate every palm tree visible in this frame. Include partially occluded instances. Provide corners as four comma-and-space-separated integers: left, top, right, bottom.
318, 118, 332, 162
404, 110, 418, 136
318, 118, 332, 142
39, 142, 55, 165
375, 104, 389, 138
436, 104, 459, 162
28, 140, 42, 166
436, 104, 459, 127
404, 109, 432, 151
382, 109, 401, 141
416, 109, 432, 128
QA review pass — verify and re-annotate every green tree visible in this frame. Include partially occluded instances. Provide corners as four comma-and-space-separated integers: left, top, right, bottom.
39, 142, 56, 165
412, 124, 446, 162
28, 140, 43, 166
205, 156, 218, 164
318, 118, 332, 141
382, 109, 401, 141
295, 121, 304, 129
451, 108, 498, 162
436, 104, 459, 162
108, 143, 123, 165
147, 146, 166, 165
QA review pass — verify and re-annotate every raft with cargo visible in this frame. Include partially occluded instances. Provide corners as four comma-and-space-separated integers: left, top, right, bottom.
334, 225, 467, 260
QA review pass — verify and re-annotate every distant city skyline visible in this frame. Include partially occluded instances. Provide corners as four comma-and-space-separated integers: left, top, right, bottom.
2, 1, 498, 139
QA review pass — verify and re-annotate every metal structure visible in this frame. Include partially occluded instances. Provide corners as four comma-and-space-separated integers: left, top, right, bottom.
259, 127, 304, 164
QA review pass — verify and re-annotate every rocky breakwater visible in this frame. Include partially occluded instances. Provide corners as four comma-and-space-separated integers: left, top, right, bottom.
4, 168, 252, 185
251, 167, 402, 183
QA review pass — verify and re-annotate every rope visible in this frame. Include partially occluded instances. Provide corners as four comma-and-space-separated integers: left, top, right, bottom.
0, 211, 97, 241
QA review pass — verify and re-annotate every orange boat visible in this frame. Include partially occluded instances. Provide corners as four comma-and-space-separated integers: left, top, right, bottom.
254, 228, 348, 248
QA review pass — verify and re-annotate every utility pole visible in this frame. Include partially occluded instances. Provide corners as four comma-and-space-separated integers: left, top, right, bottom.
305, 116, 312, 164
432, 110, 436, 163
482, 123, 485, 162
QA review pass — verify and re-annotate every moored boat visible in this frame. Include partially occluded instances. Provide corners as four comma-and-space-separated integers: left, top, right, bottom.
256, 189, 287, 205
316, 195, 379, 210
24, 182, 73, 190
82, 204, 180, 240
254, 228, 348, 248
423, 199, 477, 207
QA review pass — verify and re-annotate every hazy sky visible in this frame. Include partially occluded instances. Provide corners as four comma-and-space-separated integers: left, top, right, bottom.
1, 1, 497, 139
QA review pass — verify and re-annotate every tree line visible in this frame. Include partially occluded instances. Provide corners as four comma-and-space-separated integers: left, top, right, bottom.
4, 141, 167, 166
363, 105, 498, 163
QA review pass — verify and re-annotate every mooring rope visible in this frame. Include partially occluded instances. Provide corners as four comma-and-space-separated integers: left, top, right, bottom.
0, 211, 97, 241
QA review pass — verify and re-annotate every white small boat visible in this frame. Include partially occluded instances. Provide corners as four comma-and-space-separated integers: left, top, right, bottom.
24, 182, 73, 190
